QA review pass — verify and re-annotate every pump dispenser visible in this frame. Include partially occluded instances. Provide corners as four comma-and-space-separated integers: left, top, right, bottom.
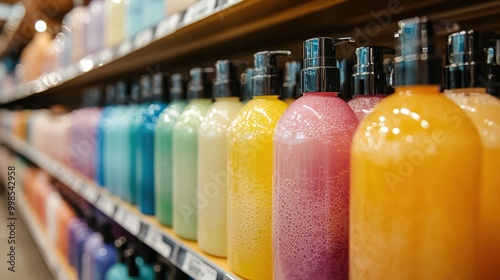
136, 73, 169, 215
281, 61, 301, 105
241, 68, 253, 103
155, 74, 188, 226
443, 30, 500, 278
273, 37, 357, 280
350, 17, 481, 279
198, 60, 247, 257
227, 50, 290, 279
348, 46, 394, 120
173, 68, 214, 240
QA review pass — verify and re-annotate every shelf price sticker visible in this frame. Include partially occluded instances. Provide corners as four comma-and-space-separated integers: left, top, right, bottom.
117, 40, 133, 57
155, 13, 181, 39
144, 227, 173, 259
182, 0, 217, 26
115, 207, 142, 236
134, 27, 154, 49
217, 0, 242, 10
181, 251, 218, 280
82, 185, 99, 203
96, 196, 116, 217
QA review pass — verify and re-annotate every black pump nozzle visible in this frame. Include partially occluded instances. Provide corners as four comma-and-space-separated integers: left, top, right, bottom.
282, 61, 302, 99
301, 37, 354, 93
140, 75, 152, 102
170, 74, 188, 101
130, 81, 141, 104
353, 46, 395, 95
214, 60, 248, 98
151, 73, 170, 102
241, 68, 253, 101
124, 248, 139, 277
115, 80, 129, 105
188, 67, 215, 99
252, 50, 291, 96
445, 30, 500, 96
394, 17, 459, 86
114, 237, 128, 263
105, 84, 116, 106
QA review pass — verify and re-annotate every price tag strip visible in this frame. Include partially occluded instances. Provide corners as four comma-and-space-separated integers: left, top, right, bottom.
181, 251, 218, 280
182, 0, 217, 26
144, 226, 173, 259
134, 28, 154, 49
95, 195, 116, 217
155, 13, 181, 39
114, 207, 142, 236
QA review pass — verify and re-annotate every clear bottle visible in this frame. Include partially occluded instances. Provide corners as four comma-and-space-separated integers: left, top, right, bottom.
348, 46, 394, 121
136, 73, 169, 215
443, 30, 500, 279
273, 37, 357, 279
227, 50, 290, 279
173, 68, 214, 240
198, 60, 247, 257
281, 61, 301, 105
350, 18, 481, 279
154, 74, 188, 226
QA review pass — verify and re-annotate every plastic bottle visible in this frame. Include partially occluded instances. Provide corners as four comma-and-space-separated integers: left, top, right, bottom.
173, 68, 214, 240
273, 37, 357, 279
104, 237, 128, 280
96, 84, 117, 186
227, 50, 290, 279
136, 73, 169, 215
198, 60, 247, 257
350, 17, 481, 279
154, 74, 188, 226
281, 61, 301, 105
348, 46, 394, 120
91, 224, 119, 280
443, 30, 500, 279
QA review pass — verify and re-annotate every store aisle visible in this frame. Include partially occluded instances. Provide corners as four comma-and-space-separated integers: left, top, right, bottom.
0, 186, 53, 280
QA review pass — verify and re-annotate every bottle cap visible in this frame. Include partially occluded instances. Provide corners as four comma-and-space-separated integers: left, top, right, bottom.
394, 17, 459, 86
115, 81, 129, 105
445, 30, 500, 95
188, 67, 215, 99
241, 68, 253, 101
114, 237, 127, 263
151, 72, 170, 102
170, 74, 188, 101
213, 60, 248, 98
301, 37, 354, 93
124, 248, 139, 277
252, 50, 291, 96
282, 61, 301, 99
353, 46, 395, 95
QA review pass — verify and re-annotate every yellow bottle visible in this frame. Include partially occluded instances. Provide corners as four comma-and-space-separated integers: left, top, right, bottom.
350, 18, 482, 279
227, 51, 290, 279
443, 30, 500, 279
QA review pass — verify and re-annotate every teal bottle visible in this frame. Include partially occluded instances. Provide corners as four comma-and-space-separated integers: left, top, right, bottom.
154, 74, 188, 226
96, 84, 116, 186
173, 68, 214, 240
136, 73, 169, 215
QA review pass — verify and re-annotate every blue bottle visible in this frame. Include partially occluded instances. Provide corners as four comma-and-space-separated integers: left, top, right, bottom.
136, 73, 169, 214
91, 224, 119, 280
104, 237, 128, 280
68, 209, 95, 274
78, 214, 99, 280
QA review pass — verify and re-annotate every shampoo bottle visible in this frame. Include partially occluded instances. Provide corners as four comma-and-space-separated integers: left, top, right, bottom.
198, 60, 247, 257
227, 50, 290, 279
273, 37, 357, 279
443, 30, 500, 278
155, 74, 188, 226
173, 68, 214, 240
350, 17, 482, 279
348, 46, 394, 120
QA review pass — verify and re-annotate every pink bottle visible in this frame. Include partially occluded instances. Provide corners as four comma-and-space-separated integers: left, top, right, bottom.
273, 37, 358, 279
347, 46, 394, 120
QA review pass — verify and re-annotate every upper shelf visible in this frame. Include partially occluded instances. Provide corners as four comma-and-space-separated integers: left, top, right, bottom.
2, 0, 500, 107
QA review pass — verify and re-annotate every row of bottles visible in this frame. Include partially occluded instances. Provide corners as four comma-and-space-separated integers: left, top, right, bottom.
1, 16, 499, 279
3, 153, 191, 280
19, 0, 202, 82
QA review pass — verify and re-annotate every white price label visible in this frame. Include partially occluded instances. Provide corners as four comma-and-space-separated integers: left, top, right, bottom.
115, 208, 141, 235
155, 14, 181, 39
181, 251, 217, 280
182, 0, 216, 25
144, 228, 172, 258
117, 40, 133, 57
82, 185, 99, 203
217, 0, 242, 10
96, 196, 116, 217
134, 28, 154, 49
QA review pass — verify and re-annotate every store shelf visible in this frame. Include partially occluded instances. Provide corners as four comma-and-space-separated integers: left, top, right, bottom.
16, 190, 77, 280
0, 133, 241, 280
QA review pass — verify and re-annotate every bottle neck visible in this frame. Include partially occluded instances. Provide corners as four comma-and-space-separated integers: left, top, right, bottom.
395, 85, 441, 96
